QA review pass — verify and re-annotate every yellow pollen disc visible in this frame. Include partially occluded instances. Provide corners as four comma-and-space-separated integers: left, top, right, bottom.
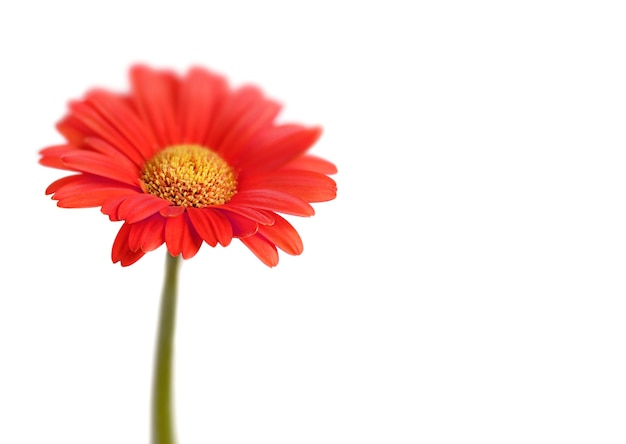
141, 145, 237, 208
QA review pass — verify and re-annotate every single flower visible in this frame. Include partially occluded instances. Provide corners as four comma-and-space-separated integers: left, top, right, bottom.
40, 65, 337, 266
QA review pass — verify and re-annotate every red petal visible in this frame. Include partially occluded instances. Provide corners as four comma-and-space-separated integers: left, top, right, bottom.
181, 213, 203, 259
60, 151, 139, 186
40, 145, 75, 170
112, 223, 146, 266
49, 175, 137, 208
83, 137, 142, 171
56, 115, 91, 146
163, 213, 202, 259
45, 174, 85, 195
219, 210, 258, 237
239, 234, 278, 267
207, 86, 262, 148
240, 126, 322, 172
219, 205, 275, 225
240, 170, 337, 203
86, 90, 158, 160
68, 101, 146, 166
216, 87, 282, 162
164, 214, 184, 256
284, 155, 338, 175
101, 196, 128, 221
128, 214, 166, 252
130, 65, 180, 148
48, 174, 135, 196
258, 213, 303, 255
160, 206, 185, 218
177, 67, 228, 145
187, 207, 233, 247
230, 189, 314, 216
56, 190, 134, 208
117, 194, 172, 223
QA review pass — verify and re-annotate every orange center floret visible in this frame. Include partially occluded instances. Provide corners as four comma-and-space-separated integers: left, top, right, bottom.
141, 145, 237, 207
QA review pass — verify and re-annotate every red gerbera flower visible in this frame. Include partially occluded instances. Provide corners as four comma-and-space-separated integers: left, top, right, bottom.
40, 65, 337, 266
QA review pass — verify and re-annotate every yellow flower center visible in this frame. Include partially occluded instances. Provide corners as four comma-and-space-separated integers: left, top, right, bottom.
141, 145, 237, 207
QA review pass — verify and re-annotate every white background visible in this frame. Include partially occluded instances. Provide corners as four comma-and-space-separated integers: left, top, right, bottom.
1, 1, 626, 443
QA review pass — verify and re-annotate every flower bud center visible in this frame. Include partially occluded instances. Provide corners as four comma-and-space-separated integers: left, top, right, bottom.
141, 145, 237, 207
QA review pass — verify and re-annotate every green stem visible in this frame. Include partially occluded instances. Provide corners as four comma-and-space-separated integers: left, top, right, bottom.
152, 253, 181, 444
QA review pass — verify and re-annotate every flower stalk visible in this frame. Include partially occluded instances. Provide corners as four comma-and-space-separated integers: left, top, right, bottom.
152, 253, 181, 444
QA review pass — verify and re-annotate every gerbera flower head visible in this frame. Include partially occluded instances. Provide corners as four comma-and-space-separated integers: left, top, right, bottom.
40, 65, 337, 267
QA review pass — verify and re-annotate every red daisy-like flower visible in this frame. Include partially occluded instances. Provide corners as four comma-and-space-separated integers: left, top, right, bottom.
40, 65, 337, 267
